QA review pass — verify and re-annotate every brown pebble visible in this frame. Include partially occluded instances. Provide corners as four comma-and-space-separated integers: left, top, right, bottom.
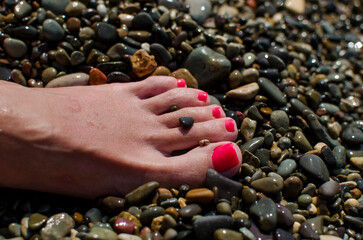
131, 49, 157, 77
199, 139, 210, 147
260, 107, 273, 116
165, 207, 178, 220
157, 188, 173, 202
284, 176, 303, 199
350, 188, 361, 199
73, 212, 83, 225
152, 66, 171, 76
169, 68, 198, 88
185, 188, 214, 204
22, 61, 33, 77
67, 17, 81, 31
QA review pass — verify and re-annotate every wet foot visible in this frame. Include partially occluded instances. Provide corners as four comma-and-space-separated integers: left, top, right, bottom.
0, 76, 242, 199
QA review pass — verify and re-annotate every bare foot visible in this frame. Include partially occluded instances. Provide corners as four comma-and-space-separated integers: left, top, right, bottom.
0, 76, 241, 199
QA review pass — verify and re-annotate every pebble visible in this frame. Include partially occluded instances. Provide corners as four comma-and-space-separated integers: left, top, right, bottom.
240, 117, 257, 141
41, 0, 70, 15
86, 225, 117, 240
179, 203, 202, 219
45, 73, 89, 88
40, 213, 75, 240
185, 0, 211, 24
107, 72, 131, 83
249, 198, 277, 233
42, 19, 65, 42
284, 176, 304, 199
350, 157, 363, 171
179, 117, 194, 129
114, 217, 135, 234
3, 38, 27, 58
277, 159, 297, 179
150, 43, 173, 67
185, 188, 214, 204
299, 154, 330, 184
132, 12, 155, 30
241, 68, 259, 84
214, 229, 243, 240
28, 213, 47, 231
299, 222, 319, 240
64, 1, 86, 17
10, 69, 26, 86
257, 77, 287, 106
169, 68, 198, 88
89, 68, 108, 85
94, 22, 118, 43
131, 49, 157, 78
205, 169, 243, 201
276, 204, 294, 228
193, 215, 234, 240
226, 82, 259, 100
318, 180, 340, 199
125, 181, 159, 205
14, 1, 32, 19
41, 67, 57, 84
85, 208, 102, 223
251, 177, 283, 195
275, 228, 294, 240
184, 46, 231, 89
270, 110, 289, 132
284, 0, 305, 14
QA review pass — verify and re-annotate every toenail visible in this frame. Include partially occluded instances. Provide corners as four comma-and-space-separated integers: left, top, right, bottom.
225, 119, 235, 132
212, 143, 240, 172
198, 91, 208, 102
177, 79, 186, 88
179, 117, 194, 129
212, 107, 221, 118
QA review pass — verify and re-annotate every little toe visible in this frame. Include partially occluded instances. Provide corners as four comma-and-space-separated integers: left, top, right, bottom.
154, 118, 238, 152
131, 76, 186, 99
164, 142, 242, 188
144, 88, 210, 114
158, 105, 225, 128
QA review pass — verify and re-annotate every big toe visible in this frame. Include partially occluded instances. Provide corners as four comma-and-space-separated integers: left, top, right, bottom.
165, 142, 242, 188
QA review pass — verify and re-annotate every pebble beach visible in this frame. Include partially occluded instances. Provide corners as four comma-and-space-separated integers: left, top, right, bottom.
0, 0, 362, 239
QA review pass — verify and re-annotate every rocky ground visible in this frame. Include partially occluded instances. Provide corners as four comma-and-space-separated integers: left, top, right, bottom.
0, 0, 362, 239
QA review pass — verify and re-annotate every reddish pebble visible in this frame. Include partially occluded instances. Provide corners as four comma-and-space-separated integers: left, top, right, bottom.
316, 108, 327, 116
89, 68, 107, 85
114, 217, 135, 234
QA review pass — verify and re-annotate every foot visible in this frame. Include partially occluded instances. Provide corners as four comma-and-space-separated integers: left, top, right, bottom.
0, 76, 242, 199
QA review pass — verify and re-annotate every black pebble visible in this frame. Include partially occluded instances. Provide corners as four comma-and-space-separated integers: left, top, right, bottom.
179, 117, 194, 129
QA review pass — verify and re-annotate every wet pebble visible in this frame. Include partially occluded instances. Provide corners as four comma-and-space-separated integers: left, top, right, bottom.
249, 198, 277, 233
45, 73, 89, 88
299, 154, 330, 184
42, 19, 65, 42
226, 83, 259, 100
179, 117, 194, 129
184, 46, 231, 89
318, 180, 340, 199
3, 38, 27, 58
125, 181, 159, 205
251, 177, 283, 195
40, 213, 75, 240
193, 215, 234, 240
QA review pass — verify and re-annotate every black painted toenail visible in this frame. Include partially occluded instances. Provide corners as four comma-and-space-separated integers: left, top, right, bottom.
179, 117, 194, 129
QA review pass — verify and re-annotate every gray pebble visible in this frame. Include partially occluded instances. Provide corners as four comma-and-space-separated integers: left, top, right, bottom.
277, 159, 297, 179
257, 77, 287, 106
3, 38, 27, 58
14, 1, 32, 19
43, 19, 65, 42
299, 154, 330, 184
249, 198, 277, 233
184, 46, 231, 89
40, 213, 75, 240
85, 208, 102, 223
193, 215, 234, 240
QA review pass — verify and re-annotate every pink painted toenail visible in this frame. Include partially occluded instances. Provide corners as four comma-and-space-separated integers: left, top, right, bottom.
177, 79, 186, 88
198, 91, 208, 102
212, 107, 221, 118
225, 119, 235, 132
212, 143, 239, 173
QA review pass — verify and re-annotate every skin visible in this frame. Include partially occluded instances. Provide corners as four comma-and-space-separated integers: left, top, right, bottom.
0, 76, 242, 199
